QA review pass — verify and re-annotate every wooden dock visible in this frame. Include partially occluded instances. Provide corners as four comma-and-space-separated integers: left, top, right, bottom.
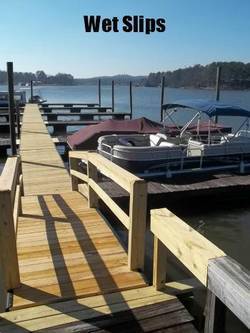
0, 104, 198, 332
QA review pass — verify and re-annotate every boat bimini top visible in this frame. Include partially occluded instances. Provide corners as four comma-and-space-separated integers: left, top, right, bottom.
162, 99, 250, 118
162, 99, 250, 142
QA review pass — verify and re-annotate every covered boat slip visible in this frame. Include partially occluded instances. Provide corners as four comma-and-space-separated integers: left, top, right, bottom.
0, 104, 197, 332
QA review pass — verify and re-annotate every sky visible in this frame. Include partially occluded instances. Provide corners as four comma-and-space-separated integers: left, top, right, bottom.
0, 0, 250, 78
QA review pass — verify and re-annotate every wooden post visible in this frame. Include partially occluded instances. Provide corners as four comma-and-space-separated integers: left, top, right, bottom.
204, 290, 226, 333
30, 80, 34, 103
7, 62, 17, 156
129, 81, 133, 119
160, 76, 165, 122
112, 80, 115, 112
16, 103, 21, 139
215, 66, 221, 123
98, 79, 101, 107
128, 180, 147, 272
153, 236, 167, 290
69, 157, 80, 191
87, 161, 99, 208
0, 190, 20, 291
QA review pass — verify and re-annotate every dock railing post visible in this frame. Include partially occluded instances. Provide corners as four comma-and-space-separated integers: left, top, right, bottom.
0, 189, 20, 310
69, 157, 80, 191
87, 161, 99, 208
128, 180, 147, 272
7, 62, 17, 156
153, 236, 168, 290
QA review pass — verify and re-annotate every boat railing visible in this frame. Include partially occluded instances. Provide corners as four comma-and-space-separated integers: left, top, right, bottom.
0, 156, 23, 311
69, 151, 147, 272
151, 208, 250, 332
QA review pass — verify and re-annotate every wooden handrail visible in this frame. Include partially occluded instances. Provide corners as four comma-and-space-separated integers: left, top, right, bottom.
151, 208, 225, 287
151, 208, 250, 331
0, 156, 22, 311
69, 151, 147, 271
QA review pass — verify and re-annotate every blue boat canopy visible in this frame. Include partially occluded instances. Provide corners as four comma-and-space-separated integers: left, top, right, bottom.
163, 99, 250, 118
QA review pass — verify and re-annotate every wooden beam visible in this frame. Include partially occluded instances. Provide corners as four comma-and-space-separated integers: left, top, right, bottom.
0, 156, 20, 205
128, 180, 147, 272
70, 169, 88, 184
89, 179, 130, 229
151, 208, 225, 286
204, 290, 226, 333
69, 158, 81, 191
0, 190, 20, 291
153, 236, 167, 290
207, 256, 250, 329
87, 161, 99, 208
88, 153, 140, 193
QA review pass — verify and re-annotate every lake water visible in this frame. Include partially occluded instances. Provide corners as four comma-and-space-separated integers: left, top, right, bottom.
0, 85, 249, 331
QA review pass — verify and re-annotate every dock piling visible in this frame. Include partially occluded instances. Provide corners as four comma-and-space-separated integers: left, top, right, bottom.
160, 76, 166, 122
98, 79, 101, 106
7, 62, 17, 156
30, 80, 34, 103
112, 80, 115, 112
215, 66, 221, 123
129, 81, 133, 119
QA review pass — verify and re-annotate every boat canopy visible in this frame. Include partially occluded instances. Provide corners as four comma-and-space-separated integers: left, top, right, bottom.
67, 117, 163, 150
162, 99, 250, 118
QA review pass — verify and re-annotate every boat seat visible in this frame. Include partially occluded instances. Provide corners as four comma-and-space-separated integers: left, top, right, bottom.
187, 139, 250, 157
158, 141, 176, 147
150, 133, 168, 146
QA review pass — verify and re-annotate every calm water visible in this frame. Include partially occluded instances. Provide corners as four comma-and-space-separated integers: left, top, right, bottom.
1, 84, 250, 266
0, 85, 249, 331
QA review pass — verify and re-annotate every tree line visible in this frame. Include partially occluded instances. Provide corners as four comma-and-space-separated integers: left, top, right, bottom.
0, 62, 250, 89
0, 70, 74, 86
145, 62, 250, 89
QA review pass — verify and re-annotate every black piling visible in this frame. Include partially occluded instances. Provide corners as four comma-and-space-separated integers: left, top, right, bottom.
215, 66, 221, 123
129, 81, 133, 119
160, 76, 166, 122
98, 79, 101, 106
7, 62, 17, 156
30, 80, 34, 103
112, 80, 115, 112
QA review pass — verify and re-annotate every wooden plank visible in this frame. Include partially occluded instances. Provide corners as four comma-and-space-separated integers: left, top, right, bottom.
12, 191, 147, 309
151, 208, 226, 285
128, 180, 147, 271
70, 169, 88, 184
207, 256, 250, 329
20, 104, 71, 196
153, 236, 167, 290
0, 287, 196, 332
89, 179, 130, 229
88, 152, 140, 193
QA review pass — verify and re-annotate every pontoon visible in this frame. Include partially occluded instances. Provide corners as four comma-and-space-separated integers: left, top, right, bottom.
98, 99, 250, 178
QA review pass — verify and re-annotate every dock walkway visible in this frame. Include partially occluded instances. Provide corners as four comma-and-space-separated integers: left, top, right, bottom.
0, 104, 197, 332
